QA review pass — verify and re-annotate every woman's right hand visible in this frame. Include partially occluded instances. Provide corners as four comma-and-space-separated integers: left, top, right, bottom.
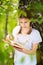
6, 34, 13, 42
3, 34, 12, 42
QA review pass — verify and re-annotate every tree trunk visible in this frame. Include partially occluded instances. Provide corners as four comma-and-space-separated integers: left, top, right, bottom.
5, 12, 9, 38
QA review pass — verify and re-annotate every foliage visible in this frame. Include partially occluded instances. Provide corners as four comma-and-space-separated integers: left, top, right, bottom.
0, 0, 43, 65
0, 0, 18, 65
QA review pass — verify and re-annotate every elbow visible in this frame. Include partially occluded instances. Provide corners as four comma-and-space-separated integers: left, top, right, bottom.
31, 50, 36, 55
27, 50, 36, 55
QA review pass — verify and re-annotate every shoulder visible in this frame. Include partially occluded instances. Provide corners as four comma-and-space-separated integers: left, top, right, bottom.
32, 28, 42, 43
32, 28, 41, 38
32, 28, 40, 35
12, 25, 21, 37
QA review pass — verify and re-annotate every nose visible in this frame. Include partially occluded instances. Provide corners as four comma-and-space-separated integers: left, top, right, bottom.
22, 23, 26, 27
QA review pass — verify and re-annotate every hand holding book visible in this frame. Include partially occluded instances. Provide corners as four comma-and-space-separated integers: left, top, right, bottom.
3, 34, 24, 50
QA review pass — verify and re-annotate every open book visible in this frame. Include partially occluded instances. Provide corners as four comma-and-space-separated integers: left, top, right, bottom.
3, 38, 24, 50
9, 40, 24, 50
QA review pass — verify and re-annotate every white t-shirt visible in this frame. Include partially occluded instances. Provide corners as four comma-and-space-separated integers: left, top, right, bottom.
12, 26, 42, 65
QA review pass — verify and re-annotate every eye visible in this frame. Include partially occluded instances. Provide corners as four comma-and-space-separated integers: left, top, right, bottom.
20, 21, 23, 23
25, 21, 27, 23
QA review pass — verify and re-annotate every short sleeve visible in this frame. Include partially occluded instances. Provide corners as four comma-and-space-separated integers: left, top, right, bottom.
32, 29, 42, 44
12, 25, 21, 43
12, 25, 21, 38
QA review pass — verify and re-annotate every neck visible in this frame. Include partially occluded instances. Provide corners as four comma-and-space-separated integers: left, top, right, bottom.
21, 27, 32, 34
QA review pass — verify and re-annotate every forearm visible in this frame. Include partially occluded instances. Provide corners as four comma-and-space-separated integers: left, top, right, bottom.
22, 44, 38, 55
14, 46, 36, 55
9, 41, 37, 55
13, 43, 36, 55
22, 48, 36, 55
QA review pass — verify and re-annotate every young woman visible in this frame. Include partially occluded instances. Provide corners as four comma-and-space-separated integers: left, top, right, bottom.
6, 14, 42, 65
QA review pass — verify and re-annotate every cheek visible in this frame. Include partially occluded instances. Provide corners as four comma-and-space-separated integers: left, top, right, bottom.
19, 23, 23, 27
26, 23, 30, 27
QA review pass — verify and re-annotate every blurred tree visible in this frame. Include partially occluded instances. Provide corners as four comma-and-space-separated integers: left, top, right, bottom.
18, 0, 43, 65
0, 0, 43, 65
0, 0, 18, 65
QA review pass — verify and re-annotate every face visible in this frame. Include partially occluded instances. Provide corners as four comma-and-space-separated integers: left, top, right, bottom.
19, 18, 31, 29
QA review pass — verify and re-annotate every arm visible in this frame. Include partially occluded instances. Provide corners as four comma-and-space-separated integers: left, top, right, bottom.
4, 34, 38, 55
22, 43, 38, 55
9, 41, 38, 55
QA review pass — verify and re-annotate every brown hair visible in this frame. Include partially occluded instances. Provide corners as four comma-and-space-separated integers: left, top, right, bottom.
18, 27, 32, 34
18, 10, 32, 34
19, 9, 32, 19
19, 14, 31, 19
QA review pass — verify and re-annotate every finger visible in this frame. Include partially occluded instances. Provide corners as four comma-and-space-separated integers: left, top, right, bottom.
2, 39, 8, 43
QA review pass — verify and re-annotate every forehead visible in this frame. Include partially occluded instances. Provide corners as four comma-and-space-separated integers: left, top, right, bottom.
19, 18, 30, 22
